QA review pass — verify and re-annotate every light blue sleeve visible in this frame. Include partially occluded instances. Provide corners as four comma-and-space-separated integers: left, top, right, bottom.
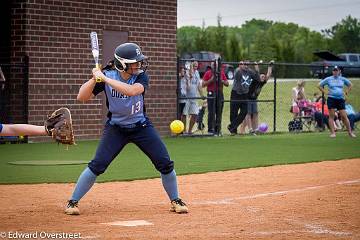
342, 77, 351, 87
319, 78, 328, 87
345, 104, 355, 115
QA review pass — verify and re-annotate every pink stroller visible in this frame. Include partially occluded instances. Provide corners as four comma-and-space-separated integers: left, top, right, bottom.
296, 100, 315, 131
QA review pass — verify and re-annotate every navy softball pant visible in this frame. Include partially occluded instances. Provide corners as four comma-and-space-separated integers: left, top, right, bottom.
88, 121, 174, 176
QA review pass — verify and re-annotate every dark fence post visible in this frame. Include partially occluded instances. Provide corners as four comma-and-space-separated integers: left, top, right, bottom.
273, 63, 277, 132
176, 56, 180, 120
215, 57, 221, 135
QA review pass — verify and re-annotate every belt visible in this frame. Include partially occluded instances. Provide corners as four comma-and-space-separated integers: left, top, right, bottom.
110, 119, 148, 129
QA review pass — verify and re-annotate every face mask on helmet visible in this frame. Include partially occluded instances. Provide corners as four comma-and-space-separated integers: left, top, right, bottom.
114, 57, 148, 74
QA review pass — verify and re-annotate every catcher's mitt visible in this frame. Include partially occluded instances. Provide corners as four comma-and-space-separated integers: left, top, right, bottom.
44, 107, 75, 145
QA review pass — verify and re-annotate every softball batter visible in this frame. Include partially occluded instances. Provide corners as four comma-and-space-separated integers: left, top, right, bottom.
65, 43, 188, 215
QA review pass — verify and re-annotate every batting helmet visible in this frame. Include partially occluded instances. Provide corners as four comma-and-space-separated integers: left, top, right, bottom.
114, 43, 148, 73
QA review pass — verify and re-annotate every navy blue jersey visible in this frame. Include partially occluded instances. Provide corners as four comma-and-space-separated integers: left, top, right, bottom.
92, 70, 149, 125
248, 79, 266, 100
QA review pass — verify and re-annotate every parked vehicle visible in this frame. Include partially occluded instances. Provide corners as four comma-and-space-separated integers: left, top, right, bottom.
310, 51, 360, 78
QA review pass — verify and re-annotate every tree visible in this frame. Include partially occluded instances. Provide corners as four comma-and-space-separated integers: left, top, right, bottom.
177, 26, 202, 55
226, 32, 241, 62
176, 16, 356, 65
239, 19, 273, 58
252, 31, 276, 61
194, 24, 208, 51
215, 14, 227, 56
322, 15, 360, 53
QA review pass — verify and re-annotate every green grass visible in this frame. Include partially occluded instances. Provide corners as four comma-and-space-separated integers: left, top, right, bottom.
197, 78, 360, 133
0, 132, 359, 184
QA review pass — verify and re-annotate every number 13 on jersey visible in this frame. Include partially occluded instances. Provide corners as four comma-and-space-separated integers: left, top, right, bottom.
131, 101, 141, 115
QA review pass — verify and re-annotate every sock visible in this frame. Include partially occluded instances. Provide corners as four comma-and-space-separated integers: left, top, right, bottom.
161, 170, 179, 201
71, 167, 97, 202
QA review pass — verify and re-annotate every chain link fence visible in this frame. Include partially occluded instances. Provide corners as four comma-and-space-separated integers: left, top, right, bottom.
177, 57, 360, 136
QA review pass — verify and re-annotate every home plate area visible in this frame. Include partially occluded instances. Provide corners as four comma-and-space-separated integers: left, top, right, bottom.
100, 220, 153, 227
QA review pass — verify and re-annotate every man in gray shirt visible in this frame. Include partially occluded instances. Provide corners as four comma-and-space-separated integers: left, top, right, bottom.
228, 61, 260, 135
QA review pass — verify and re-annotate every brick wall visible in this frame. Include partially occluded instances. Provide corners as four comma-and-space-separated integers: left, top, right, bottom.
1, 1, 28, 124
10, 0, 177, 140
0, 1, 11, 63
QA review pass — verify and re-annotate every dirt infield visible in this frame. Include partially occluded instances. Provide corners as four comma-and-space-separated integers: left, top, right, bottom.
0, 159, 359, 240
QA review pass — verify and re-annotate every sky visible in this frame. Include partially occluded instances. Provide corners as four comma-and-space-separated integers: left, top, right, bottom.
177, 0, 360, 32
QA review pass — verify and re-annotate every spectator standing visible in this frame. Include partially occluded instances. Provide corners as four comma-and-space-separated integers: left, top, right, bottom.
228, 61, 260, 135
202, 65, 215, 133
218, 64, 230, 133
178, 67, 187, 127
318, 66, 356, 138
183, 61, 203, 134
246, 61, 273, 134
202, 64, 229, 134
